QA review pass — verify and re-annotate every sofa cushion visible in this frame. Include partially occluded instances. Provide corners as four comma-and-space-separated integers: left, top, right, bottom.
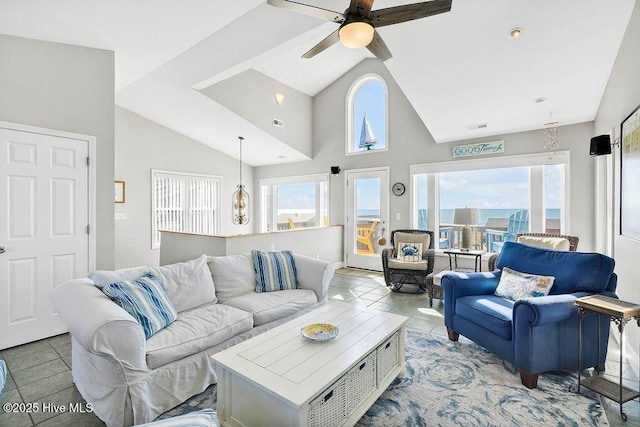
223, 289, 317, 326
516, 235, 570, 251
253, 250, 299, 292
394, 232, 430, 258
89, 266, 151, 289
456, 295, 514, 340
102, 272, 178, 339
145, 303, 253, 369
208, 253, 255, 303
387, 259, 429, 271
495, 267, 555, 300
152, 255, 217, 312
496, 242, 615, 294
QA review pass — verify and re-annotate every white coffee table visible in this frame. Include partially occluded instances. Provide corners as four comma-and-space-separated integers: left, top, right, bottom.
211, 300, 408, 427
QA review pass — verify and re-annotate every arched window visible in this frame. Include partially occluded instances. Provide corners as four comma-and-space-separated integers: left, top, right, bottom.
346, 74, 388, 155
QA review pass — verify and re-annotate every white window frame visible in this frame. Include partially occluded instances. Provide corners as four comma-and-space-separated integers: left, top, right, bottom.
345, 73, 389, 156
410, 151, 570, 244
151, 169, 221, 249
259, 173, 330, 232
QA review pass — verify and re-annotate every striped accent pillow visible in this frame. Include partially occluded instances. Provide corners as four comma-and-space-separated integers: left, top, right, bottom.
102, 272, 178, 339
0, 359, 6, 393
252, 250, 300, 292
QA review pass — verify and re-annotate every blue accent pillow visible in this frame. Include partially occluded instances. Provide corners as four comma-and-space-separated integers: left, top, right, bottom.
252, 250, 299, 292
0, 360, 6, 393
102, 272, 178, 339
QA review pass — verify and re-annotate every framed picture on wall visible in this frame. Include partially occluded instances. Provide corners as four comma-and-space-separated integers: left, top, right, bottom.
620, 104, 640, 241
115, 181, 126, 203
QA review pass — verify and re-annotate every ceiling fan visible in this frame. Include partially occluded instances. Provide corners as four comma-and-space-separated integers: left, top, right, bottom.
267, 0, 452, 61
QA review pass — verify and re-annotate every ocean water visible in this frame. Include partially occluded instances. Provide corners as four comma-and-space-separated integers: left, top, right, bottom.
357, 208, 561, 225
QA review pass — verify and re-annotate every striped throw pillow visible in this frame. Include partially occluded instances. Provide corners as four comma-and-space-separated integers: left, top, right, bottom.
0, 359, 6, 393
252, 250, 299, 292
102, 272, 178, 339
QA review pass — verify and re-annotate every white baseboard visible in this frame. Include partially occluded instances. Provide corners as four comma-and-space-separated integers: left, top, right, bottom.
333, 261, 345, 270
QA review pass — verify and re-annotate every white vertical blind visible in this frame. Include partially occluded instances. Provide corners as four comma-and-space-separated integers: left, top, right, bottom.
152, 170, 221, 249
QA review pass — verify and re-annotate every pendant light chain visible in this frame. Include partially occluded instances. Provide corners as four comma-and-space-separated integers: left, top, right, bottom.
238, 136, 244, 186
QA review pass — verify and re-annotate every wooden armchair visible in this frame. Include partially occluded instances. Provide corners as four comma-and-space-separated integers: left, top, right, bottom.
356, 221, 378, 254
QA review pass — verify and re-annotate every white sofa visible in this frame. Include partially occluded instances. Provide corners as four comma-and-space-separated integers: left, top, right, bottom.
51, 252, 334, 427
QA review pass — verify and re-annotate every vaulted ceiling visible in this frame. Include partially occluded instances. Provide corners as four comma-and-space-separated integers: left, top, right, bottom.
0, 0, 635, 165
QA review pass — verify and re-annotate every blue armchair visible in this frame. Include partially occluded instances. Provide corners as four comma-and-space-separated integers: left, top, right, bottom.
443, 242, 617, 389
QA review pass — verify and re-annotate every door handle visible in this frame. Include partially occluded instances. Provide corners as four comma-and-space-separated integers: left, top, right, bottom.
0, 246, 5, 254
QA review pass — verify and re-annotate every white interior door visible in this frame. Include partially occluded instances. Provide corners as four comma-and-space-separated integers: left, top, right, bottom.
0, 126, 91, 349
346, 168, 389, 271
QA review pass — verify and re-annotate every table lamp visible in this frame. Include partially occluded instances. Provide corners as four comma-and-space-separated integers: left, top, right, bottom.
453, 208, 479, 250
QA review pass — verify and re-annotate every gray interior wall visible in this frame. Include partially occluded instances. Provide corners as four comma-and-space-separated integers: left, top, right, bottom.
115, 106, 254, 268
594, 0, 640, 359
200, 69, 313, 157
254, 58, 598, 251
0, 35, 115, 269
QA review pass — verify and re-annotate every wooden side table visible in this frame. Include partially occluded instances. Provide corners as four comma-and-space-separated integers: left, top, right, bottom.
573, 295, 640, 421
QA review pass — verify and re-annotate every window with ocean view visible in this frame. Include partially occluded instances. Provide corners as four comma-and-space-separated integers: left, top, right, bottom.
411, 152, 569, 252
347, 74, 387, 154
260, 174, 329, 232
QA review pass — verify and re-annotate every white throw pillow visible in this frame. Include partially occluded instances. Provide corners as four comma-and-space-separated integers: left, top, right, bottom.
88, 266, 151, 289
152, 254, 217, 312
207, 252, 256, 303
495, 267, 555, 300
396, 242, 423, 262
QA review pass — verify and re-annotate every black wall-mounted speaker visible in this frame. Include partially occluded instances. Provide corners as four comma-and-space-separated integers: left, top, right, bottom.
590, 135, 611, 156
330, 166, 341, 175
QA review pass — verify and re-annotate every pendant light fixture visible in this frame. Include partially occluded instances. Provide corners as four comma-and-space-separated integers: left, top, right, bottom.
232, 136, 250, 225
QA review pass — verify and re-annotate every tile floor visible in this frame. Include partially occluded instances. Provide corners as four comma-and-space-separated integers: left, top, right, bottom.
1, 268, 638, 426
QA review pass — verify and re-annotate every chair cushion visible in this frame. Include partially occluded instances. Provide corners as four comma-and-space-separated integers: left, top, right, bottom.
494, 267, 555, 300
223, 289, 317, 326
456, 295, 514, 340
496, 242, 615, 294
387, 259, 429, 271
145, 303, 253, 369
208, 253, 256, 303
252, 250, 299, 292
394, 232, 430, 258
102, 272, 178, 339
397, 242, 423, 262
152, 254, 217, 312
516, 236, 570, 251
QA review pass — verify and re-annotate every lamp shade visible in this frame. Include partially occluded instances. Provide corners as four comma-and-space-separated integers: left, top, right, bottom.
453, 208, 479, 225
339, 21, 374, 48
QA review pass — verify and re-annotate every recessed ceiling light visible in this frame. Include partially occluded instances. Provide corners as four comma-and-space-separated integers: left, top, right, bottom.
509, 28, 523, 39
534, 97, 546, 103
278, 155, 285, 159
466, 123, 488, 130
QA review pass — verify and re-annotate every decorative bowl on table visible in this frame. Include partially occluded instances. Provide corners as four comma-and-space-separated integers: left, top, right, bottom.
300, 323, 339, 341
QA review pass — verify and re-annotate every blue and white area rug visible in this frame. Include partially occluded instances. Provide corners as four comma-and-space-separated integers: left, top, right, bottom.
162, 329, 607, 426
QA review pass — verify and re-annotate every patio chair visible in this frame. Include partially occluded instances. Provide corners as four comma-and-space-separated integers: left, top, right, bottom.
485, 209, 529, 252
417, 209, 452, 248
356, 221, 378, 254
382, 230, 435, 292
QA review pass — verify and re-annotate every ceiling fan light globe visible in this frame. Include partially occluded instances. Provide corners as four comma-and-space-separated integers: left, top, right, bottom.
339, 21, 374, 48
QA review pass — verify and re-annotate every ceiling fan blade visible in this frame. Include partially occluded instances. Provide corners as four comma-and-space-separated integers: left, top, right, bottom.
267, 0, 344, 23
302, 29, 341, 59
370, 0, 451, 28
366, 30, 392, 61
348, 0, 374, 17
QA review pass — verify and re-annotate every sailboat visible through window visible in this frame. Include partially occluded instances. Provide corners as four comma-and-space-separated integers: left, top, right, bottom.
347, 74, 387, 154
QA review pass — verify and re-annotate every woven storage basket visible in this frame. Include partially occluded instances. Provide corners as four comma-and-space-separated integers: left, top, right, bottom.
346, 351, 377, 414
308, 377, 346, 427
376, 331, 399, 384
